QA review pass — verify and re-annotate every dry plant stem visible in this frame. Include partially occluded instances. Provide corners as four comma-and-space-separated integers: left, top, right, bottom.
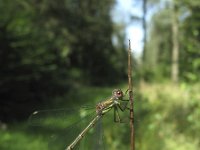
128, 40, 135, 150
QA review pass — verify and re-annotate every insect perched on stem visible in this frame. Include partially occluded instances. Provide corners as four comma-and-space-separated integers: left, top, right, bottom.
66, 89, 129, 150
29, 89, 129, 150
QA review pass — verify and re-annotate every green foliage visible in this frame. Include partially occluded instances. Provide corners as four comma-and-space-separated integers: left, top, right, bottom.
179, 1, 200, 82
136, 83, 200, 150
0, 83, 200, 150
145, 4, 172, 81
0, 125, 48, 150
0, 0, 128, 122
144, 0, 200, 82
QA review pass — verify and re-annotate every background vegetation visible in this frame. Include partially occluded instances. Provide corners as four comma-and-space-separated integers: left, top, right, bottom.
0, 0, 199, 150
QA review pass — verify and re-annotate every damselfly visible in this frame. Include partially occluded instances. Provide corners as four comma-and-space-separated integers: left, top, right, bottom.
29, 89, 129, 150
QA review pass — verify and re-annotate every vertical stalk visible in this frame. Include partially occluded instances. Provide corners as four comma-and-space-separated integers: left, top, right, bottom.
128, 40, 134, 150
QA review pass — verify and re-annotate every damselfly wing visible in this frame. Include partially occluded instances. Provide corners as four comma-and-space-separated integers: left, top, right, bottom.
28, 89, 130, 150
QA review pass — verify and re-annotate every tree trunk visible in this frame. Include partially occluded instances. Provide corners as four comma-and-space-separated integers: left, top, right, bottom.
142, 0, 147, 62
171, 3, 179, 83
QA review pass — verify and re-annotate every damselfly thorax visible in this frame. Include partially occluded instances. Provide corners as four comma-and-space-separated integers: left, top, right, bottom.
95, 89, 124, 114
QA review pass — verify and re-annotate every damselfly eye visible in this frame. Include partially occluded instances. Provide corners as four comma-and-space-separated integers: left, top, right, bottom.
112, 89, 123, 98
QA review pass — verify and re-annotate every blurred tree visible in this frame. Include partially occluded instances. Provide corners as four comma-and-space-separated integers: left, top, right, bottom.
131, 0, 161, 81
145, 4, 172, 81
171, 1, 179, 83
179, 0, 200, 82
0, 0, 127, 122
144, 0, 200, 82
0, 0, 36, 121
142, 0, 147, 62
68, 0, 127, 85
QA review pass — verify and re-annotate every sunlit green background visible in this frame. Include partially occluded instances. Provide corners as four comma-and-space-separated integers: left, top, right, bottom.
0, 0, 199, 150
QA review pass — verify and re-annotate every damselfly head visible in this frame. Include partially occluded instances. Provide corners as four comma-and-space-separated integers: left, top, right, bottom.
112, 89, 123, 100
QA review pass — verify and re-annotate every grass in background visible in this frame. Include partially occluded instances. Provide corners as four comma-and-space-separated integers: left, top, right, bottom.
0, 83, 199, 150
0, 123, 47, 150
136, 82, 200, 150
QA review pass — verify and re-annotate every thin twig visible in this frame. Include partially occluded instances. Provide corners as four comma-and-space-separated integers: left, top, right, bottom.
128, 40, 135, 150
